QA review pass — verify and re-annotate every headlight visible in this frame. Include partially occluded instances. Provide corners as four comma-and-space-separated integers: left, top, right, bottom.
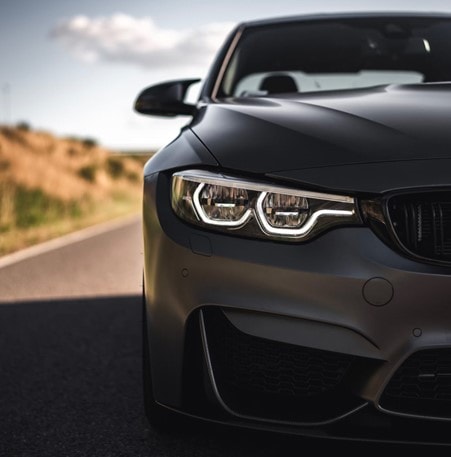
171, 170, 360, 241
194, 183, 252, 226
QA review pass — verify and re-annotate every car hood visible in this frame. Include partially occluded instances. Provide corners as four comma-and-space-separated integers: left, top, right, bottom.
191, 84, 451, 191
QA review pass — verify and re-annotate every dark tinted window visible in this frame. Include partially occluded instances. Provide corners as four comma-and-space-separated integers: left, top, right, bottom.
220, 17, 451, 96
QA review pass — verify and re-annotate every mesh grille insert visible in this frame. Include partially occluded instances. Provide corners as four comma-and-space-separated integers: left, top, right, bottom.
381, 349, 451, 418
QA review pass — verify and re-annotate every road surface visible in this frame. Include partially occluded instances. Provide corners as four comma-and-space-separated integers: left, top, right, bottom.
0, 217, 429, 455
0, 215, 143, 302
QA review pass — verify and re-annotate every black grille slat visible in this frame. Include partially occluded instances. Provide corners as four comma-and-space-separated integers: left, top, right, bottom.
381, 349, 451, 418
388, 193, 451, 263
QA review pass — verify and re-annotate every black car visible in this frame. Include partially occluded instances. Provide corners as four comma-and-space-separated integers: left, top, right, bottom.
136, 12, 451, 443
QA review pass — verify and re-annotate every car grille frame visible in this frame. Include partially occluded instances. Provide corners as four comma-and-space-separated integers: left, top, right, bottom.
386, 191, 451, 265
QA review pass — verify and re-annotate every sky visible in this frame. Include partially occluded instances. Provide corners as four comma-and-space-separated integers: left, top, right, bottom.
2, 0, 451, 151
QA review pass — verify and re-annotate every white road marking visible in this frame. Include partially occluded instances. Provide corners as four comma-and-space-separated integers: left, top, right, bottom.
0, 214, 141, 270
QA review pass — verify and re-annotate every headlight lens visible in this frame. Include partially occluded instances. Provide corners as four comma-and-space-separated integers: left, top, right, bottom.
260, 192, 309, 229
171, 170, 360, 241
194, 183, 251, 226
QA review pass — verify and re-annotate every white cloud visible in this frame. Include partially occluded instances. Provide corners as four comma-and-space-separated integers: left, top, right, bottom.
50, 13, 235, 70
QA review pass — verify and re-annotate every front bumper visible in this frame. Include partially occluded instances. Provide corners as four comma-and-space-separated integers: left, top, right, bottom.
143, 171, 451, 443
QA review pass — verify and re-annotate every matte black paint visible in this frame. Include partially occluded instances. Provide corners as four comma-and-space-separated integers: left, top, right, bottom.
140, 12, 451, 443
143, 173, 451, 441
143, 129, 217, 176
192, 85, 451, 175
135, 79, 200, 117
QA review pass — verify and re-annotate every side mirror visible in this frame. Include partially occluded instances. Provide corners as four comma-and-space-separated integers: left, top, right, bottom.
134, 79, 200, 117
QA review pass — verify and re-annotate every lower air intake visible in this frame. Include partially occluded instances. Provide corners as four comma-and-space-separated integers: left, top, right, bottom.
381, 349, 451, 418
202, 307, 363, 423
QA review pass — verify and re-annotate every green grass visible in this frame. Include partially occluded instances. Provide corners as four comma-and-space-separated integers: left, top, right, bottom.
0, 183, 140, 255
0, 128, 146, 256
0, 184, 84, 231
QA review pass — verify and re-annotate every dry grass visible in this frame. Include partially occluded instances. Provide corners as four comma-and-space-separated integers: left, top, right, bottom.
0, 126, 152, 255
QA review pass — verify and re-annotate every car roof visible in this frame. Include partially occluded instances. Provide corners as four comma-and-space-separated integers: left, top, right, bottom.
240, 11, 451, 29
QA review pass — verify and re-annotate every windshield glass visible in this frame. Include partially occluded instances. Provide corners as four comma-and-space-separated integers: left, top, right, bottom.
219, 17, 451, 97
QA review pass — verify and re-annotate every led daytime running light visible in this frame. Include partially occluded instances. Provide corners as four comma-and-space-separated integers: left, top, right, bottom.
171, 170, 358, 241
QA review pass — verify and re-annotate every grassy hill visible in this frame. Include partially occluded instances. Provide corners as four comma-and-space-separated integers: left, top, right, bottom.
0, 125, 151, 255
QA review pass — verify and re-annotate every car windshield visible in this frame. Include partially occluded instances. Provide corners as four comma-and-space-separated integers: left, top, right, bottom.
219, 16, 451, 97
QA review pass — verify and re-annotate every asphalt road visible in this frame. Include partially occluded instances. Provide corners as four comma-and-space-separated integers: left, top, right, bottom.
0, 217, 432, 455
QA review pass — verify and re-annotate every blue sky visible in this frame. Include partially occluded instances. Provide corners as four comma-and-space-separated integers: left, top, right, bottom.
2, 0, 451, 151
